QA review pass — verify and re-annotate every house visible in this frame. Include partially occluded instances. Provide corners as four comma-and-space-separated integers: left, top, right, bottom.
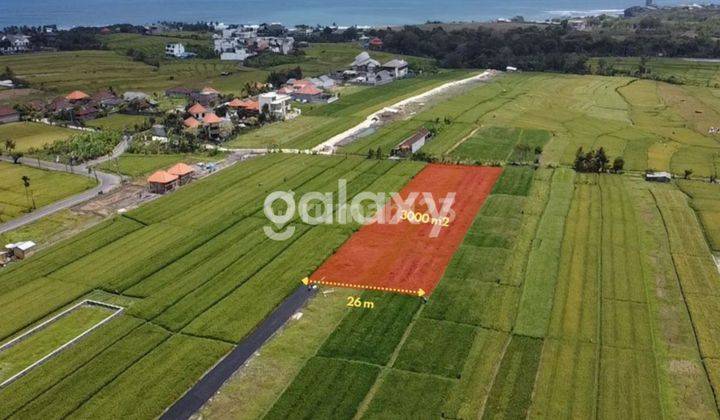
66, 90, 90, 102
203, 113, 222, 140
392, 128, 431, 157
291, 85, 325, 103
166, 43, 186, 58
147, 170, 178, 194
221, 48, 254, 61
167, 163, 195, 185
123, 91, 152, 102
188, 103, 207, 120
506, 66, 518, 72
369, 37, 383, 50
259, 92, 292, 120
645, 171, 672, 183
5, 241, 36, 259
382, 59, 409, 78
200, 87, 220, 102
230, 98, 260, 116
183, 117, 201, 129
74, 106, 99, 121
91, 90, 122, 108
369, 70, 394, 86
165, 87, 193, 98
49, 97, 73, 115
351, 52, 380, 74
0, 34, 31, 53
0, 106, 20, 124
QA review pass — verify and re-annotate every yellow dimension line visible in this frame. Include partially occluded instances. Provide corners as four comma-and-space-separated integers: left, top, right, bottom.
301, 277, 425, 297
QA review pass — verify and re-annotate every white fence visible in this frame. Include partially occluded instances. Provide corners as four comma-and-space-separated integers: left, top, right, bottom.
0, 300, 124, 389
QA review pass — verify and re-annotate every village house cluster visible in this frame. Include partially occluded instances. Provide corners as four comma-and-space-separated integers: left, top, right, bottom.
212, 24, 295, 61
4, 89, 159, 125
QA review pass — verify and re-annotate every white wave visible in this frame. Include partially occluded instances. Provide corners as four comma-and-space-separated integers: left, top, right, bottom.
545, 9, 625, 17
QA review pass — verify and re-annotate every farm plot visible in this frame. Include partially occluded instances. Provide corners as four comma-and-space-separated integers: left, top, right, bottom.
310, 164, 502, 296
0, 154, 431, 418
0, 161, 96, 222
0, 303, 114, 385
264, 357, 380, 420
677, 180, 720, 253
451, 126, 551, 164
0, 122, 75, 152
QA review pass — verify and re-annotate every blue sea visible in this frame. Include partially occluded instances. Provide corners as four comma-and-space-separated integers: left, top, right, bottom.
1, 0, 683, 28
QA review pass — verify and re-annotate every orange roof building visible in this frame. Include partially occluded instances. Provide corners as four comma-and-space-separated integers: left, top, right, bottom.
65, 90, 90, 101
188, 103, 207, 115
167, 163, 195, 184
203, 113, 221, 124
167, 163, 195, 177
147, 170, 179, 194
148, 170, 178, 184
238, 99, 260, 112
227, 98, 244, 108
183, 117, 200, 128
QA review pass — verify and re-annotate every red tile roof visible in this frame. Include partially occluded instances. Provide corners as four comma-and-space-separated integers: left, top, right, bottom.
183, 117, 200, 128
66, 90, 90, 101
298, 85, 322, 95
203, 113, 222, 124
370, 37, 383, 46
227, 98, 244, 108
188, 103, 207, 115
167, 163, 195, 177
147, 170, 178, 184
238, 99, 259, 111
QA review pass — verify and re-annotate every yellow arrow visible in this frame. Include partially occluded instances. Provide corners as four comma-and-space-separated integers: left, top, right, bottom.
301, 277, 309, 286
417, 289, 426, 297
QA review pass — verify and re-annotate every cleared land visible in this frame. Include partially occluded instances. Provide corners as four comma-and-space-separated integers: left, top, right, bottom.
311, 164, 502, 296
0, 122, 75, 152
0, 162, 96, 222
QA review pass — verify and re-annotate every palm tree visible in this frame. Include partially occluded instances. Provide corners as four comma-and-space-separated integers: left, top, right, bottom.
21, 175, 35, 210
4, 138, 15, 154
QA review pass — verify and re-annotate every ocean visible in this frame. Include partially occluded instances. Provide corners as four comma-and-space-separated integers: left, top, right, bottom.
0, 0, 682, 28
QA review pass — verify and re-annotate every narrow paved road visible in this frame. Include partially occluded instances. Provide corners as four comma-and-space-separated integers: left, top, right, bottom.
161, 285, 317, 420
0, 139, 127, 235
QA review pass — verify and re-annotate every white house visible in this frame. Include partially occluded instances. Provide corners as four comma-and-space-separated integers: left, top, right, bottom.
259, 92, 293, 120
165, 43, 186, 58
221, 48, 255, 61
0, 34, 31, 53
382, 59, 409, 78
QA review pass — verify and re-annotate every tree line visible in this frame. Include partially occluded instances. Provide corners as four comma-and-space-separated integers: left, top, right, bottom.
366, 23, 720, 73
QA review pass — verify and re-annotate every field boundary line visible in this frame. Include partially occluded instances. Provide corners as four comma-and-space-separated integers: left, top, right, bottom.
0, 300, 124, 389
351, 296, 425, 420
649, 188, 720, 415
5, 320, 145, 419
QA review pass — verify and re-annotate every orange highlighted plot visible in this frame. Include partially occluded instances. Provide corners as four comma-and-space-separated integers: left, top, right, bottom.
309, 164, 502, 297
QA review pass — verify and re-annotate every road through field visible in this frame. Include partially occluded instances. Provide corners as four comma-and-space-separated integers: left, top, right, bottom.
0, 139, 127, 234
160, 285, 317, 420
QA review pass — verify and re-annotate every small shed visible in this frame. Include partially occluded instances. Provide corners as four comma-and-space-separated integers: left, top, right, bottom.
645, 171, 672, 183
147, 170, 179, 194
392, 128, 431, 157
5, 241, 36, 260
167, 163, 195, 185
